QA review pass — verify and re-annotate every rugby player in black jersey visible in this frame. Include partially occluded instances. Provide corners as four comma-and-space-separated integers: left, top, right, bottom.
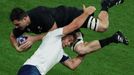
10, 0, 124, 51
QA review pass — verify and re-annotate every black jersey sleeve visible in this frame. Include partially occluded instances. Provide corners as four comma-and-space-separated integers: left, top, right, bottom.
13, 28, 25, 38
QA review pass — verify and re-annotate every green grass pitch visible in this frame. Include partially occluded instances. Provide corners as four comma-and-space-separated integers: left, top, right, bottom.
0, 0, 134, 75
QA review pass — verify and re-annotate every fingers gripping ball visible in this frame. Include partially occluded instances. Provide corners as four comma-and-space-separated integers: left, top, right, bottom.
17, 35, 27, 45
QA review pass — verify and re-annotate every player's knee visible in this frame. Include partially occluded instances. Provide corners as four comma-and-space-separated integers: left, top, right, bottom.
77, 51, 85, 55
97, 23, 108, 32
75, 47, 86, 55
98, 26, 108, 32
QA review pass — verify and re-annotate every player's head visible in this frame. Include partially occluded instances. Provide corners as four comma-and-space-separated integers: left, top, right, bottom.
10, 7, 30, 30
62, 32, 77, 47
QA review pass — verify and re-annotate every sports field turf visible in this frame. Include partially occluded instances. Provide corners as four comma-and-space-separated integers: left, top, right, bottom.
0, 0, 134, 75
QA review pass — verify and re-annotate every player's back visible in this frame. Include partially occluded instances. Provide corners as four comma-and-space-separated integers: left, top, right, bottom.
27, 6, 54, 33
51, 5, 83, 28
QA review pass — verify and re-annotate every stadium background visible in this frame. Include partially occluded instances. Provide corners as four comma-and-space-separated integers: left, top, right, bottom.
0, 0, 134, 75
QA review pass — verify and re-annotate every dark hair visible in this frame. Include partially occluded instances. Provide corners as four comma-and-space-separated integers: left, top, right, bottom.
67, 32, 77, 41
10, 7, 28, 21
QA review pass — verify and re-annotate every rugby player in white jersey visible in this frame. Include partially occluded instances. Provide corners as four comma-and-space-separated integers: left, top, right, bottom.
17, 5, 128, 75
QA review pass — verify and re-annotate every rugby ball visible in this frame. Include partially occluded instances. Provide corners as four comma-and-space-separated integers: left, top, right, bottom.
16, 35, 27, 45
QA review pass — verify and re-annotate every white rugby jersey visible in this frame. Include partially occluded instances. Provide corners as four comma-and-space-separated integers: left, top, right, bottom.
24, 28, 66, 75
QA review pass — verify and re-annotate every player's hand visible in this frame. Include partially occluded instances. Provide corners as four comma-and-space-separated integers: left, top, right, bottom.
83, 4, 96, 15
16, 45, 30, 52
19, 35, 35, 50
15, 46, 24, 52
15, 43, 29, 52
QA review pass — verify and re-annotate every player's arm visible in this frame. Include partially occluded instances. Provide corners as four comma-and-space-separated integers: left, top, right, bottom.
10, 31, 46, 52
10, 32, 23, 52
19, 33, 47, 51
63, 5, 96, 35
62, 55, 85, 70
10, 32, 31, 52
19, 23, 57, 51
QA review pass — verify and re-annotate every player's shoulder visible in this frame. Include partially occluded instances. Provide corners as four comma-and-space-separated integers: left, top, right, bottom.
48, 28, 63, 36
27, 6, 49, 14
29, 6, 45, 11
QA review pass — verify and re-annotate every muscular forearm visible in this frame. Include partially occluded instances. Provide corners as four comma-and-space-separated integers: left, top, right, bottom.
63, 6, 96, 35
64, 55, 85, 70
63, 12, 91, 35
71, 55, 85, 69
10, 32, 18, 49
71, 12, 90, 29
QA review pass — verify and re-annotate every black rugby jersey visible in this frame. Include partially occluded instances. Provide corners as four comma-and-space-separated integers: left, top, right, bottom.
13, 5, 92, 38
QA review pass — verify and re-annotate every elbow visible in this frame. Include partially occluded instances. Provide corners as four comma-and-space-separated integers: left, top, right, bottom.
97, 22, 109, 32
77, 51, 86, 55
75, 46, 86, 55
98, 27, 108, 32
69, 65, 77, 70
67, 61, 78, 70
